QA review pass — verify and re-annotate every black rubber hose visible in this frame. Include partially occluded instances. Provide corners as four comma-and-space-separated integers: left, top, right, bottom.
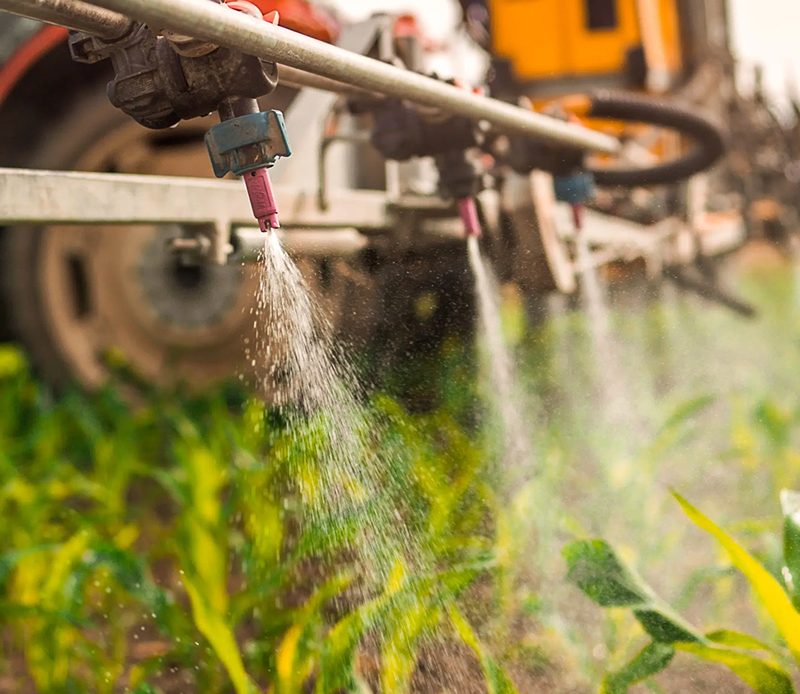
586, 90, 726, 187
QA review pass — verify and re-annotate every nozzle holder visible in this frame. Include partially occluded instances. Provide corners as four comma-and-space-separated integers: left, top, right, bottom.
553, 171, 595, 205
205, 109, 292, 177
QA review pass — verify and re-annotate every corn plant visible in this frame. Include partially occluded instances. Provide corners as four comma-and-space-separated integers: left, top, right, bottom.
564, 491, 800, 693
0, 347, 518, 692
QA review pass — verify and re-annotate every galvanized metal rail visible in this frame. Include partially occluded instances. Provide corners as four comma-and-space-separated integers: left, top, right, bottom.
20, 0, 620, 154
0, 168, 389, 229
0, 167, 467, 260
0, 0, 374, 97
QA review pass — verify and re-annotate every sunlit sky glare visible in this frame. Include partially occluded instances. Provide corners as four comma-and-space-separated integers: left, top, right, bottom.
331, 0, 800, 107
729, 0, 800, 104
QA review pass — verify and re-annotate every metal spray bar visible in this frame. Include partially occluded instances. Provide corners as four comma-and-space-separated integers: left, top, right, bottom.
0, 1, 395, 97
31, 0, 620, 155
0, 0, 130, 38
277, 64, 376, 99
0, 0, 619, 151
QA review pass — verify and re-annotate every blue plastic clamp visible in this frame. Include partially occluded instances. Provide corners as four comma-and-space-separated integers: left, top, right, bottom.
553, 171, 595, 205
205, 110, 292, 178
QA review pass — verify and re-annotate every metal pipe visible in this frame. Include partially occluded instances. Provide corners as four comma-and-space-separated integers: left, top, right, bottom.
233, 227, 368, 261
85, 0, 621, 154
0, 0, 130, 38
278, 64, 376, 99
0, 1, 376, 96
0, 168, 392, 229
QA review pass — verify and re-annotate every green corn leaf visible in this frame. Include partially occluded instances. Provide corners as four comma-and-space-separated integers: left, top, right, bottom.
661, 395, 715, 432
379, 559, 440, 694
0, 345, 26, 379
674, 492, 800, 662
318, 603, 378, 693
566, 538, 797, 694
631, 608, 700, 643
317, 612, 367, 693
183, 572, 258, 694
0, 545, 58, 591
276, 573, 353, 693
781, 490, 800, 610
318, 569, 423, 694
276, 624, 309, 694
448, 605, 518, 694
564, 540, 702, 643
600, 642, 675, 694
563, 540, 653, 607
130, 685, 158, 694
676, 642, 794, 694
754, 400, 791, 448
176, 433, 257, 694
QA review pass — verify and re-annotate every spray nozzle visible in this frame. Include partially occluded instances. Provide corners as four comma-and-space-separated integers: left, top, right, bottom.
458, 197, 482, 239
553, 170, 595, 233
244, 167, 281, 232
206, 108, 292, 233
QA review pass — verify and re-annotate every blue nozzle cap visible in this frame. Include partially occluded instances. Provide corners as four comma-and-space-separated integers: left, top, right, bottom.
205, 109, 292, 178
553, 171, 595, 205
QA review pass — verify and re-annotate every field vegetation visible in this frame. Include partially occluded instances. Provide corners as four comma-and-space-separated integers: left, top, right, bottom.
1, 264, 799, 692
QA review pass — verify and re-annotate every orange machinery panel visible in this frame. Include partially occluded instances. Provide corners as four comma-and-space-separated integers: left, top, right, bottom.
490, 0, 682, 82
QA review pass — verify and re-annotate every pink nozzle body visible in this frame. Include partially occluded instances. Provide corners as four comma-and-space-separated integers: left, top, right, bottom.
571, 203, 584, 232
243, 167, 280, 232
458, 197, 481, 239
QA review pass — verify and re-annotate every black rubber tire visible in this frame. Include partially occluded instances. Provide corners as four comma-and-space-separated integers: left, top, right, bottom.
586, 90, 726, 187
2, 91, 147, 389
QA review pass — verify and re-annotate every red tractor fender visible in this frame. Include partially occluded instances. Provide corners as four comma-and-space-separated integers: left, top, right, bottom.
0, 24, 67, 107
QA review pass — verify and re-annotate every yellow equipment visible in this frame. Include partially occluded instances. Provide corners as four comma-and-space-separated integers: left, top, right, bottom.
489, 0, 684, 94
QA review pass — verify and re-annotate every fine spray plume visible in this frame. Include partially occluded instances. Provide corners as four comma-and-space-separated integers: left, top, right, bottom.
465, 218, 535, 477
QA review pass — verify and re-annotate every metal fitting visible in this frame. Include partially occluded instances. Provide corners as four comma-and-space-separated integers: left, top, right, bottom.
68, 11, 278, 129
553, 172, 596, 205
205, 110, 291, 177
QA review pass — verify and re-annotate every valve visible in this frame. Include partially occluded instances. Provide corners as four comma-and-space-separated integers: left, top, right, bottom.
369, 98, 477, 161
504, 105, 595, 231
208, 2, 291, 234
368, 95, 484, 238
554, 171, 595, 231
68, 13, 278, 130
554, 114, 596, 232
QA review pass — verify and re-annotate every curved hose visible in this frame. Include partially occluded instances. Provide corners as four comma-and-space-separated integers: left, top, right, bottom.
586, 91, 726, 187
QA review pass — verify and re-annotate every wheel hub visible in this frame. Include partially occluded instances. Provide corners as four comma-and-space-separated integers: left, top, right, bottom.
136, 226, 244, 330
